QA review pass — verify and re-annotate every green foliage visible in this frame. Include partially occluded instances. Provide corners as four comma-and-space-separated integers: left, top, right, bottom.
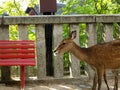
97, 23, 104, 44
0, 0, 25, 40
62, 24, 70, 70
60, 0, 120, 14
28, 0, 39, 7
63, 52, 70, 70
0, 1, 25, 16
113, 23, 119, 39
79, 24, 87, 47
28, 25, 36, 40
62, 24, 70, 38
0, 0, 37, 40
9, 25, 18, 40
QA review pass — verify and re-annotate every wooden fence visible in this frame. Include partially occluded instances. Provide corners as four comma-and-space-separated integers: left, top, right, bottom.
0, 15, 120, 81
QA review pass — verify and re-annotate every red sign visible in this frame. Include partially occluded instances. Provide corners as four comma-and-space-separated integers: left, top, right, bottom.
40, 0, 57, 13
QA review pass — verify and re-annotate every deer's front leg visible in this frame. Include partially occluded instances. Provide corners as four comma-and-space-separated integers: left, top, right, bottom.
92, 71, 98, 90
92, 73, 97, 90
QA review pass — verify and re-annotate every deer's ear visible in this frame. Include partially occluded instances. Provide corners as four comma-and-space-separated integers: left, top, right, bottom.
69, 30, 76, 39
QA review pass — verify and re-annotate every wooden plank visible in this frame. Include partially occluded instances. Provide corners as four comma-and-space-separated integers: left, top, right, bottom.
0, 40, 34, 43
0, 54, 34, 58
0, 59, 35, 66
20, 66, 25, 90
69, 24, 80, 78
35, 24, 46, 79
0, 49, 34, 53
53, 24, 64, 78
0, 45, 34, 48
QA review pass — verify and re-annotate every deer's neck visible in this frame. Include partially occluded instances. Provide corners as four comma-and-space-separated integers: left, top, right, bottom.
69, 42, 88, 61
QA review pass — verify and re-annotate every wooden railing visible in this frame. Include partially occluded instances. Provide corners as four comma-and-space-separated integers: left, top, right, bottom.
0, 15, 120, 81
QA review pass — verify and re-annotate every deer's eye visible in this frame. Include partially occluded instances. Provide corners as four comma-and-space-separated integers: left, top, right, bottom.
62, 42, 66, 45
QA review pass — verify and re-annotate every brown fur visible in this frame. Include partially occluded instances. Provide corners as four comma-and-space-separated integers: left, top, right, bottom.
54, 31, 119, 90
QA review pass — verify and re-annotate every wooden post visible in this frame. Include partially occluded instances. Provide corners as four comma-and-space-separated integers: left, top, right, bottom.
69, 24, 80, 78
86, 23, 97, 80
20, 66, 25, 90
53, 24, 64, 78
35, 24, 46, 79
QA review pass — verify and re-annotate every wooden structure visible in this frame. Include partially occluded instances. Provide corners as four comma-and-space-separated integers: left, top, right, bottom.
0, 40, 35, 90
0, 15, 120, 81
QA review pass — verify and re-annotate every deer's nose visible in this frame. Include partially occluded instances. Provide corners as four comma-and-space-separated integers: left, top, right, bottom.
53, 49, 58, 56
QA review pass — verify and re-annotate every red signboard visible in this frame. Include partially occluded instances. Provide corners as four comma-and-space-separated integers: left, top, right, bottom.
40, 0, 57, 13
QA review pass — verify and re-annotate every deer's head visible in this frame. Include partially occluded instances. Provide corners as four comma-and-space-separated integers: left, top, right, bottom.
53, 30, 77, 56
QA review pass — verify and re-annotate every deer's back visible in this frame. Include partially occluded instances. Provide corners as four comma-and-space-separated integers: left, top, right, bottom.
85, 39, 120, 69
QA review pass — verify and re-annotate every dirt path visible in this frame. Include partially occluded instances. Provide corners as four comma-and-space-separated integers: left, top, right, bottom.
0, 83, 91, 90
0, 79, 120, 90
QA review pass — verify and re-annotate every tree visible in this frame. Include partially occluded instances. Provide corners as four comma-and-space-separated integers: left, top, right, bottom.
59, 0, 120, 14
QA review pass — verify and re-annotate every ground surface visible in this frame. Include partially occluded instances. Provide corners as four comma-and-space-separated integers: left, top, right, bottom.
0, 78, 120, 90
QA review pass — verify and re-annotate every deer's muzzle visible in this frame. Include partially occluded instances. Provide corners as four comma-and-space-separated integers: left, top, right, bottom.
53, 49, 59, 56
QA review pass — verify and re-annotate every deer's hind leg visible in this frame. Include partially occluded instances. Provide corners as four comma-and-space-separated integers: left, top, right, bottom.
92, 67, 98, 90
97, 67, 104, 90
103, 71, 110, 90
92, 72, 98, 90
112, 70, 118, 90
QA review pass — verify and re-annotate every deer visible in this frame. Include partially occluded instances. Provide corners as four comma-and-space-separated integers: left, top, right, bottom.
53, 30, 120, 90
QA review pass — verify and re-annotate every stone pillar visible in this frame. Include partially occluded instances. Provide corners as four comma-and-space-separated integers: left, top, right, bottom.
0, 25, 11, 81
53, 24, 64, 78
35, 24, 46, 79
